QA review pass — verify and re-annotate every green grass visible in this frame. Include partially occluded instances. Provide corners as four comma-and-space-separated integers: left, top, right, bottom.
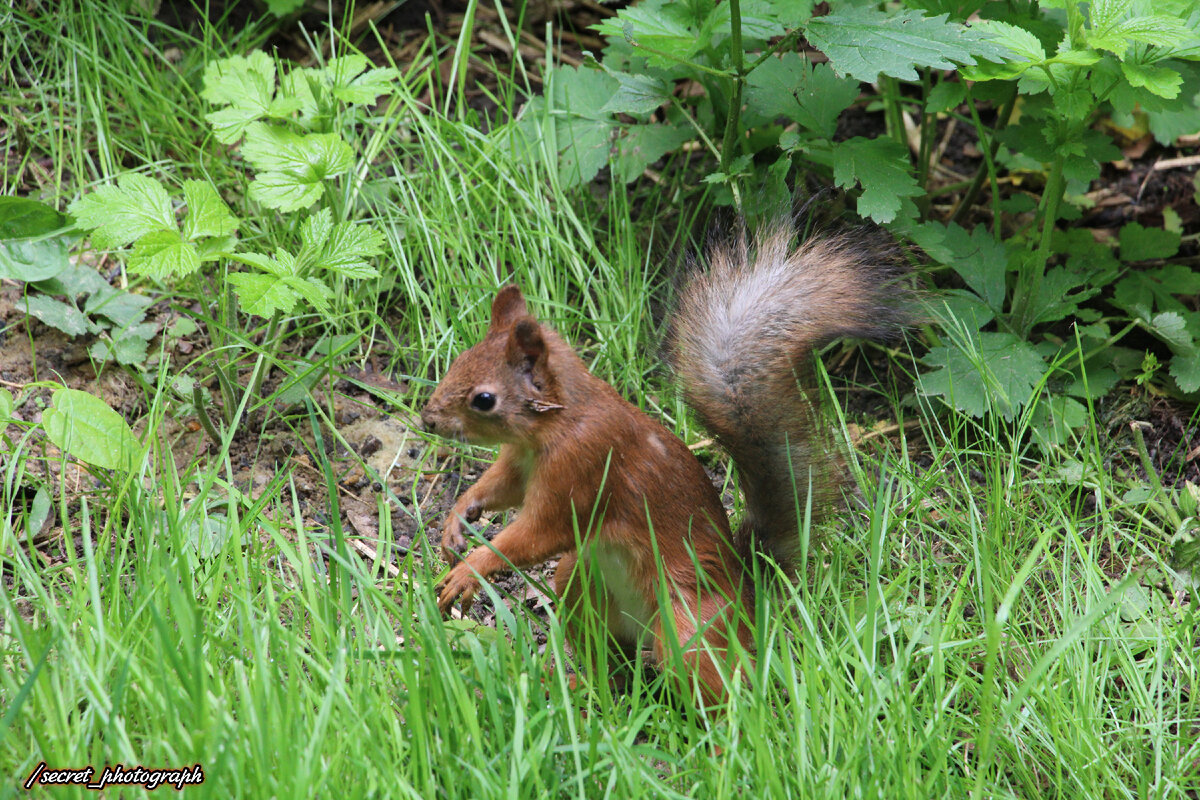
2, 3, 1198, 799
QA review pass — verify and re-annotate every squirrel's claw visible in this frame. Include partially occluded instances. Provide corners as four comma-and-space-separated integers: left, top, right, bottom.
436, 563, 480, 615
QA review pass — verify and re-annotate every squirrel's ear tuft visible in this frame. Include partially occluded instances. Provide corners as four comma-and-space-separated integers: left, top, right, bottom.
490, 285, 529, 330
506, 318, 546, 373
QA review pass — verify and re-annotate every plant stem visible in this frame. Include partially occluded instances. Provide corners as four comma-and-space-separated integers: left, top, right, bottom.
719, 0, 745, 209
952, 84, 1017, 229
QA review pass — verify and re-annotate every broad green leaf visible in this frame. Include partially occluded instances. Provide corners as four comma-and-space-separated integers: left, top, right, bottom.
832, 137, 922, 223
935, 223, 1008, 311
1119, 221, 1181, 261
1170, 352, 1200, 393
181, 180, 239, 240
90, 323, 156, 366
128, 229, 201, 278
746, 55, 859, 138
41, 388, 139, 471
282, 275, 334, 314
0, 236, 70, 282
805, 7, 1010, 83
201, 52, 278, 142
0, 198, 66, 238
317, 222, 384, 277
612, 122, 693, 183
31, 262, 109, 297
592, 7, 703, 69
1148, 311, 1194, 352
248, 174, 324, 212
22, 294, 90, 335
598, 71, 673, 116
333, 67, 399, 105
985, 20, 1046, 63
228, 272, 298, 317
84, 284, 152, 328
920, 331, 1047, 420
1120, 62, 1183, 99
201, 51, 276, 108
69, 173, 175, 249
926, 80, 966, 113
297, 208, 335, 267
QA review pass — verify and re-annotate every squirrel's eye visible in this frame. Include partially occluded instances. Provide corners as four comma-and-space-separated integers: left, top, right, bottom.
470, 392, 496, 412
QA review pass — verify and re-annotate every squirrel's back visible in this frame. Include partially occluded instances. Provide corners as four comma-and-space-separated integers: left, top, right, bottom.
670, 222, 912, 569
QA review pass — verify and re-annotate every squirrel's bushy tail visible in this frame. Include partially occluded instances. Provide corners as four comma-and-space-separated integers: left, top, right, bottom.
670, 221, 911, 571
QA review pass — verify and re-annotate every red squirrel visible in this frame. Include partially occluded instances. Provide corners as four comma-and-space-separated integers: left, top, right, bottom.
420, 223, 911, 705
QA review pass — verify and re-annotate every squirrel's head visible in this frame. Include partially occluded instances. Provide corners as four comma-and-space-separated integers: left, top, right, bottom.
421, 285, 565, 446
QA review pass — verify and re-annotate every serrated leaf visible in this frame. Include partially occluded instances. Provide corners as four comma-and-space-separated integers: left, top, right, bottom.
205, 105, 267, 145
612, 122, 693, 183
128, 229, 201, 278
240, 124, 354, 176
599, 71, 673, 116
1119, 221, 1181, 261
22, 295, 90, 335
920, 331, 1047, 420
1148, 311, 1194, 351
317, 221, 384, 277
746, 55, 859, 138
936, 223, 1009, 312
332, 67, 399, 105
84, 284, 152, 328
926, 80, 966, 113
42, 388, 139, 471
282, 275, 333, 313
228, 272, 298, 317
832, 137, 922, 223
0, 236, 70, 282
0, 198, 67, 238
985, 20, 1046, 63
1120, 62, 1182, 99
69, 174, 175, 250
592, 7, 702, 69
248, 175, 324, 212
1169, 352, 1200, 393
805, 7, 1010, 83
181, 180, 239, 240
90, 324, 155, 366
201, 51, 276, 107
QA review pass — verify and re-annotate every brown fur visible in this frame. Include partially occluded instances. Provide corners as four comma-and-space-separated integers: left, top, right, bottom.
421, 225, 911, 706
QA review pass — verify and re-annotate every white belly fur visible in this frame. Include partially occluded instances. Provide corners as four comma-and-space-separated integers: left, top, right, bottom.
587, 541, 655, 647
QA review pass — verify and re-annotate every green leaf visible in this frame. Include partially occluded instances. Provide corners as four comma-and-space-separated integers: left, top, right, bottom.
935, 223, 1009, 312
920, 331, 1047, 420
0, 236, 70, 282
42, 388, 139, 471
248, 174, 325, 212
228, 272, 298, 317
31, 262, 110, 297
1120, 62, 1182, 99
282, 276, 334, 314
805, 7, 1010, 83
22, 294, 90, 335
69, 173, 175, 249
592, 7, 702, 69
612, 122, 693, 184
128, 229, 201, 278
1148, 311, 1195, 352
84, 285, 152, 328
598, 71, 673, 116
181, 180, 239, 240
1119, 221, 1181, 261
0, 198, 67, 238
832, 137, 922, 223
0, 387, 12, 440
241, 124, 354, 211
316, 221, 384, 278
332, 67, 399, 105
201, 51, 277, 143
926, 80, 966, 113
297, 208, 335, 267
90, 323, 156, 366
746, 55, 860, 138
1171, 352, 1200, 393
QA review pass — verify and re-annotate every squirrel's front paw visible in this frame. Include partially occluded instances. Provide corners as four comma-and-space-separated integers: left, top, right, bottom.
441, 502, 481, 562
436, 562, 480, 614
